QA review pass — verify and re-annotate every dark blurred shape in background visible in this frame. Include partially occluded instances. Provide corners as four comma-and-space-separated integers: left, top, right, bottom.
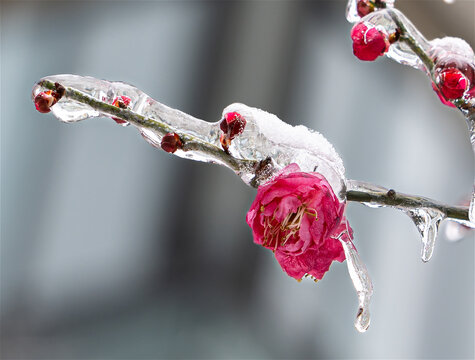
1, 1, 473, 359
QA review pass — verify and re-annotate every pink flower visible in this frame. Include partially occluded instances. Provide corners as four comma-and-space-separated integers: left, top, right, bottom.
246, 165, 351, 281
351, 23, 390, 61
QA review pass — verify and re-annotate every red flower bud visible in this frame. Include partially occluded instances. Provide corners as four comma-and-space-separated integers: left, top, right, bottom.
220, 112, 246, 139
351, 23, 390, 61
357, 0, 375, 17
219, 112, 246, 152
34, 91, 58, 113
435, 68, 468, 100
111, 96, 132, 124
160, 132, 183, 153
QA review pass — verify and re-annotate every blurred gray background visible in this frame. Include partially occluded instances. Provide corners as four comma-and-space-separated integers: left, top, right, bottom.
1, 0, 474, 359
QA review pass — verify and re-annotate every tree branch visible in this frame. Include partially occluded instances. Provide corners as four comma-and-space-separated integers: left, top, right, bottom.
37, 79, 471, 224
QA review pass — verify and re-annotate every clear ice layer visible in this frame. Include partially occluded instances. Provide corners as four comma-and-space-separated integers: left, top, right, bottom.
32, 75, 346, 195
362, 9, 431, 71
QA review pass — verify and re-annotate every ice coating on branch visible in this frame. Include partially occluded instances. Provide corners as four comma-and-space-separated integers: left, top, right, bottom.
361, 9, 431, 70
346, 180, 449, 262
346, 0, 395, 23
338, 222, 373, 332
221, 103, 346, 194
430, 37, 475, 63
31, 75, 346, 194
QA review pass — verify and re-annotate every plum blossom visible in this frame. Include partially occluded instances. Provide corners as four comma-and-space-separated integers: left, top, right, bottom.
246, 164, 353, 281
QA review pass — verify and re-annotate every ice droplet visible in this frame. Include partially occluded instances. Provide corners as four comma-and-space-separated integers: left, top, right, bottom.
405, 208, 445, 262
32, 75, 346, 194
338, 222, 373, 332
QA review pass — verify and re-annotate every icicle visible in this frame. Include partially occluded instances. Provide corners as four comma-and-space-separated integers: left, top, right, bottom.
405, 208, 445, 262
338, 224, 373, 333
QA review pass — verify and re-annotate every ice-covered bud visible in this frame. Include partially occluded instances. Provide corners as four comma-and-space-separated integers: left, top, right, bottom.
429, 37, 475, 105
34, 90, 58, 113
160, 132, 183, 153
219, 111, 246, 152
357, 0, 375, 17
431, 82, 456, 108
111, 95, 132, 124
435, 68, 468, 100
220, 112, 246, 139
351, 23, 390, 61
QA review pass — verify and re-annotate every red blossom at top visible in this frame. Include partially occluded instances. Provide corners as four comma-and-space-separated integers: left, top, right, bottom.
429, 38, 475, 106
246, 165, 351, 281
436, 68, 468, 100
351, 23, 390, 61
219, 112, 246, 152
111, 95, 132, 124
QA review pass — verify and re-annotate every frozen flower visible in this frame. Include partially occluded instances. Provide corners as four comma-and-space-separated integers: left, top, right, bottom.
435, 68, 468, 100
351, 22, 390, 61
246, 165, 351, 281
430, 37, 475, 106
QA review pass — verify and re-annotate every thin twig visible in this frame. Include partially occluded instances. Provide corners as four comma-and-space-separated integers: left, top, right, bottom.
346, 186, 469, 222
